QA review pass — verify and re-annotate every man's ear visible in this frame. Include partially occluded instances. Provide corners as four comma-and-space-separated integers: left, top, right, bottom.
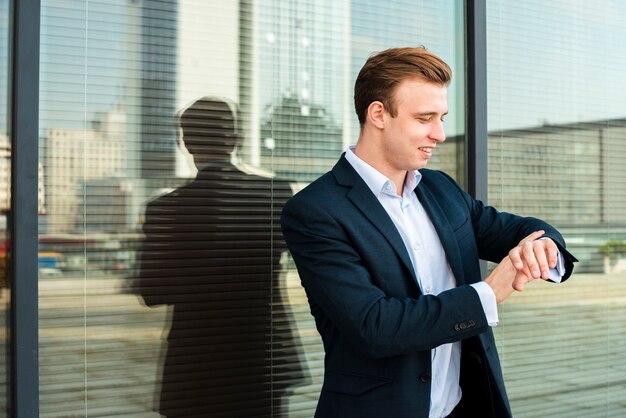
366, 101, 385, 129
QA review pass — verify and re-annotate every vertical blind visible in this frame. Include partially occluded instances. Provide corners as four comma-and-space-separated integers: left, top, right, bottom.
38, 0, 464, 416
487, 1, 626, 417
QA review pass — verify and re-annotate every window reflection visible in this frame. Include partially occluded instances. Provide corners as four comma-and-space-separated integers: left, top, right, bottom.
135, 98, 308, 417
487, 1, 626, 416
38, 0, 464, 416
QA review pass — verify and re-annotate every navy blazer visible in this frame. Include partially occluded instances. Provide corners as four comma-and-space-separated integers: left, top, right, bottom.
281, 155, 575, 418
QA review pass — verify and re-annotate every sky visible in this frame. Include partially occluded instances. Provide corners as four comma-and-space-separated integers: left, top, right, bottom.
487, 0, 626, 131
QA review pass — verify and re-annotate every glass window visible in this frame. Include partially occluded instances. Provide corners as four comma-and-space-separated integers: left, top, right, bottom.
487, 1, 626, 416
38, 0, 464, 416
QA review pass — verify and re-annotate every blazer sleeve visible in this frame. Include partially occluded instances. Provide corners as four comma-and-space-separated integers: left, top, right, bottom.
281, 193, 490, 359
133, 199, 176, 307
436, 171, 577, 281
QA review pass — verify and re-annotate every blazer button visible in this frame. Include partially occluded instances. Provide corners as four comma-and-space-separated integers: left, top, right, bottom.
454, 324, 461, 332
468, 319, 476, 327
459, 322, 467, 330
420, 373, 431, 383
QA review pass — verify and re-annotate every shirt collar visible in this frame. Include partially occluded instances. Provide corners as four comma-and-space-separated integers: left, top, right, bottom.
345, 146, 421, 198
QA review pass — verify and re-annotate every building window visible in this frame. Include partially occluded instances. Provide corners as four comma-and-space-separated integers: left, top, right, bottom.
38, 0, 464, 415
487, 1, 626, 415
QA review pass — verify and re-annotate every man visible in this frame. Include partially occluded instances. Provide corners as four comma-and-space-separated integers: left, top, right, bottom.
280, 47, 576, 418
136, 98, 307, 417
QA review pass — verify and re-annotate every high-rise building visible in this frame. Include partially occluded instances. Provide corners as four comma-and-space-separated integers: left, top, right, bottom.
139, 0, 178, 178
44, 111, 125, 233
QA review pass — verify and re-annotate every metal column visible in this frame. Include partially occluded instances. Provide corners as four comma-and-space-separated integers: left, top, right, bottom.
466, 0, 488, 276
10, 0, 40, 416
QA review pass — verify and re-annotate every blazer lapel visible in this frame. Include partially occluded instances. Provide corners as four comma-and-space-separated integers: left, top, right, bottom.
415, 181, 467, 286
332, 156, 418, 284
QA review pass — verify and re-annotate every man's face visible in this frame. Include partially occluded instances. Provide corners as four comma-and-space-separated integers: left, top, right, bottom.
380, 77, 448, 172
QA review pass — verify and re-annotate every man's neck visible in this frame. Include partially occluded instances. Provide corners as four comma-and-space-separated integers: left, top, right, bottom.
353, 141, 407, 196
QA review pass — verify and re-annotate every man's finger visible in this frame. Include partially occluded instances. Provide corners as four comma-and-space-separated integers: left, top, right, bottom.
512, 271, 532, 292
545, 239, 559, 269
509, 247, 524, 270
532, 240, 551, 279
517, 230, 545, 247
521, 241, 541, 279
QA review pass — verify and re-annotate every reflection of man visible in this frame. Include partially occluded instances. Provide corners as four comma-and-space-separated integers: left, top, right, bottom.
281, 47, 577, 418
137, 97, 306, 417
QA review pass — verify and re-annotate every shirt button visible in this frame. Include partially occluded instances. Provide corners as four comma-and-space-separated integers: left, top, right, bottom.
425, 287, 432, 294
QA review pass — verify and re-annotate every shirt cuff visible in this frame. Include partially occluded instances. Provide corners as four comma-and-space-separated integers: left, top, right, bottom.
548, 251, 566, 283
470, 281, 499, 327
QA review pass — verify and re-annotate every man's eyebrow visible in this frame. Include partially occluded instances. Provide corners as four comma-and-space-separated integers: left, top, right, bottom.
412, 111, 449, 117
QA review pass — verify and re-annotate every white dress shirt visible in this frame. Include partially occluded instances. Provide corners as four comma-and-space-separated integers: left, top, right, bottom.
345, 146, 563, 418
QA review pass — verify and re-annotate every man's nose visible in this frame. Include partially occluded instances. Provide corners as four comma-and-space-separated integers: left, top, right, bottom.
430, 121, 446, 143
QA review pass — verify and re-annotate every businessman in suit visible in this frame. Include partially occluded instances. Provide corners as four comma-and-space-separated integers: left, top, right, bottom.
281, 47, 576, 418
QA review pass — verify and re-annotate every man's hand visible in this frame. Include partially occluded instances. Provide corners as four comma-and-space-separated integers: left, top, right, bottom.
484, 231, 558, 303
508, 230, 559, 291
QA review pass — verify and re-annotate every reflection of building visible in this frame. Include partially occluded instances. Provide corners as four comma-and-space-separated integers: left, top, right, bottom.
0, 134, 45, 214
256, 0, 347, 118
44, 111, 125, 234
260, 96, 343, 182
0, 135, 10, 212
489, 118, 626, 224
488, 118, 626, 271
240, 0, 350, 175
79, 178, 135, 233
140, 0, 178, 178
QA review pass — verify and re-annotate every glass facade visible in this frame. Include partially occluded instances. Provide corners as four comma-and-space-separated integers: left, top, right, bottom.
488, 1, 626, 416
0, 0, 622, 417
37, 1, 464, 416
